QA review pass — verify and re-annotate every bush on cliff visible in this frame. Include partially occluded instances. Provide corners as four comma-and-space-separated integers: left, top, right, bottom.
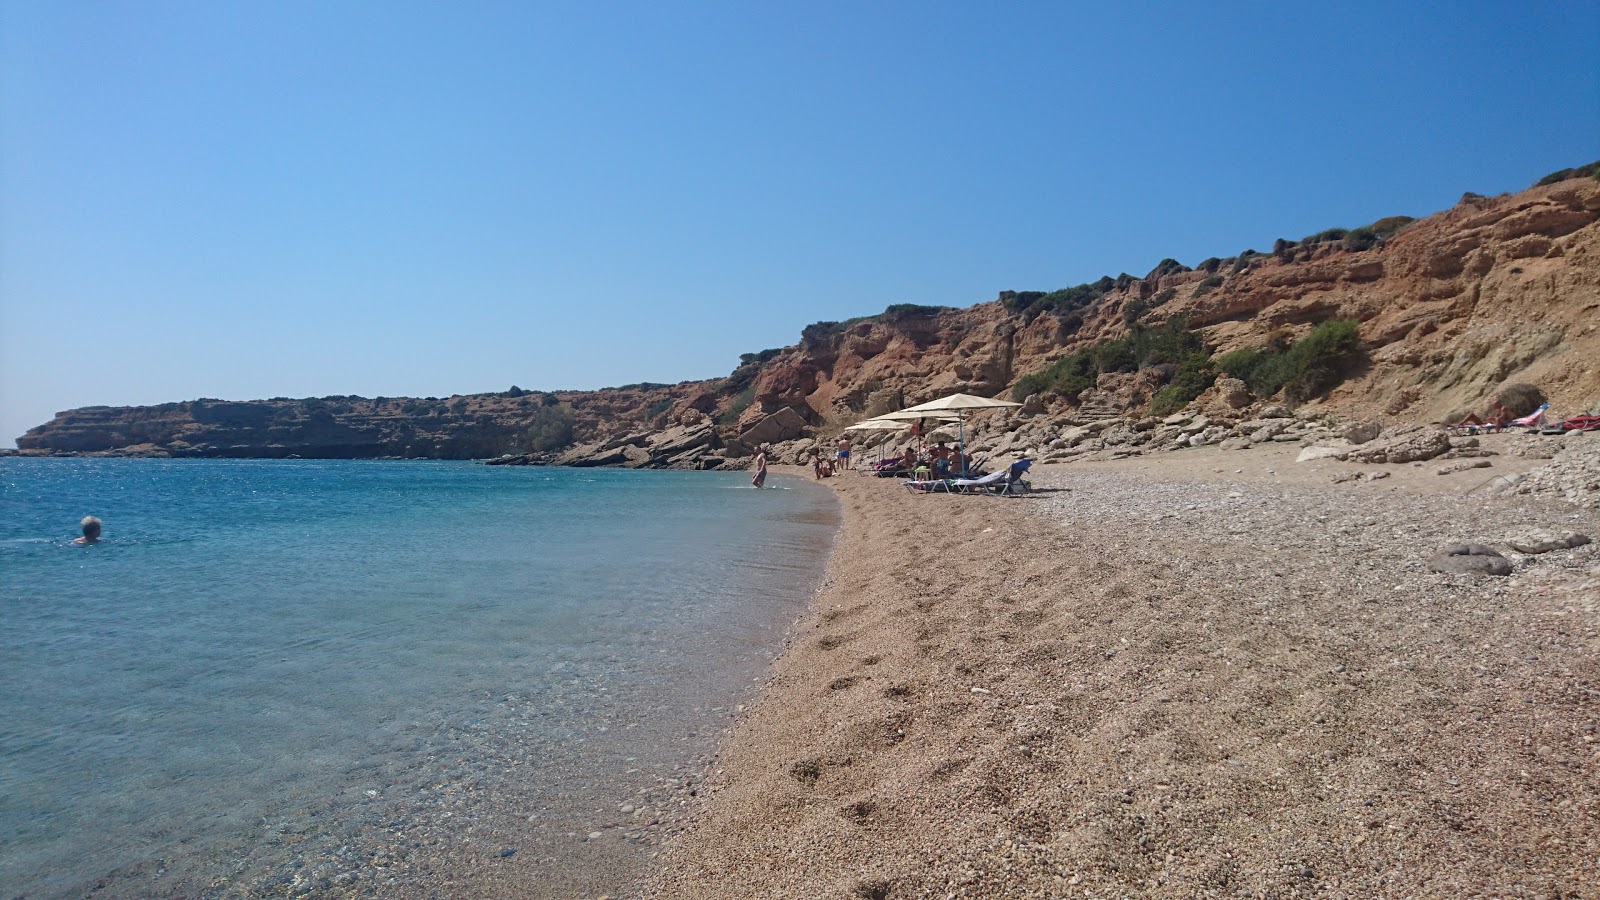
1147, 258, 1190, 278
1191, 274, 1224, 297
1213, 320, 1363, 401
882, 303, 949, 320
1535, 160, 1600, 187
1010, 317, 1206, 402
717, 385, 757, 425
525, 405, 575, 451
1146, 353, 1218, 417
1000, 275, 1123, 323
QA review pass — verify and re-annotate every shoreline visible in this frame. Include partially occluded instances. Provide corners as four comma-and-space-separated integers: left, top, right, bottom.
642, 442, 1599, 898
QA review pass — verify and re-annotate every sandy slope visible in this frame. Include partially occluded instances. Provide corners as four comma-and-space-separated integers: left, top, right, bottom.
643, 443, 1600, 899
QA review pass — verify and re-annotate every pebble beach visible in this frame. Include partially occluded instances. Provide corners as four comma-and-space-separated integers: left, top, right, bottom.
644, 436, 1600, 899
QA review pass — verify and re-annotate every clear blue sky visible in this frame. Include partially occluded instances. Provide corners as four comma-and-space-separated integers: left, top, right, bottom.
3, 1, 1597, 446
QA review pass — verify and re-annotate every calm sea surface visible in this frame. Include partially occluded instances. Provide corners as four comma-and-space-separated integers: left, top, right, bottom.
0, 459, 838, 898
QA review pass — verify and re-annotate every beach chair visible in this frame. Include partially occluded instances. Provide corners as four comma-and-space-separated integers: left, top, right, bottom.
902, 478, 955, 494
952, 459, 1033, 496
951, 470, 1008, 493
1510, 402, 1549, 431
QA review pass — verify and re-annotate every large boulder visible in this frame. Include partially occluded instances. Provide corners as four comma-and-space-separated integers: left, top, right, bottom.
1215, 376, 1253, 409
1342, 420, 1383, 445
648, 423, 718, 458
555, 441, 631, 467
1345, 427, 1452, 464
738, 407, 809, 447
1428, 543, 1512, 576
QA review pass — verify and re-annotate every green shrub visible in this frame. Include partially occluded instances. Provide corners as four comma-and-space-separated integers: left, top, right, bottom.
525, 405, 575, 451
882, 303, 949, 319
1341, 227, 1379, 251
1197, 257, 1223, 274
1279, 319, 1362, 400
1535, 160, 1600, 187
1192, 274, 1225, 297
1000, 276, 1120, 322
1146, 353, 1217, 417
1151, 288, 1176, 306
717, 384, 757, 425
1212, 320, 1363, 401
1304, 227, 1349, 244
1365, 215, 1415, 238
800, 320, 844, 348
1148, 258, 1191, 278
1010, 317, 1206, 402
739, 348, 783, 366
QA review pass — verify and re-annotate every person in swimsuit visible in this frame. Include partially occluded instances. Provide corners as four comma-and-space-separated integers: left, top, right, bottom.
73, 516, 102, 545
752, 446, 769, 488
835, 436, 851, 470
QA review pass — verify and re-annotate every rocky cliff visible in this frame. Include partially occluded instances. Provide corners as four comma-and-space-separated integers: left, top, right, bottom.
17, 170, 1600, 464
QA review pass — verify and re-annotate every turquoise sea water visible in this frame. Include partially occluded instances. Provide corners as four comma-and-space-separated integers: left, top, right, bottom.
0, 459, 837, 898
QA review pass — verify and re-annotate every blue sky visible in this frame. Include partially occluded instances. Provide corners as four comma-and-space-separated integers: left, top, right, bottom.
3, 1, 1597, 446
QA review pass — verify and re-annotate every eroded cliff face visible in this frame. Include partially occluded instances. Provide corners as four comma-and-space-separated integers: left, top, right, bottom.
728, 176, 1600, 430
17, 175, 1600, 461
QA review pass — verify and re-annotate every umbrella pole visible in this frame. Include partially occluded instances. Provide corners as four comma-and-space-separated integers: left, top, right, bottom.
958, 414, 966, 477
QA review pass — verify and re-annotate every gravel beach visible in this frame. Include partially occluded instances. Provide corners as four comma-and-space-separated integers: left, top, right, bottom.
645, 436, 1600, 899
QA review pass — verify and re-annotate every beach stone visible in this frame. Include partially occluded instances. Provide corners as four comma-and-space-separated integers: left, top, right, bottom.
1216, 376, 1252, 409
1343, 420, 1382, 444
1218, 436, 1252, 451
1259, 404, 1294, 419
1346, 427, 1451, 464
1250, 423, 1283, 443
1506, 532, 1592, 554
1296, 445, 1347, 463
1429, 543, 1512, 576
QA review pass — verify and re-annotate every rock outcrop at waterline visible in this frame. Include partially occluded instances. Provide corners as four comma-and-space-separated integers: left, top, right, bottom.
16, 170, 1600, 464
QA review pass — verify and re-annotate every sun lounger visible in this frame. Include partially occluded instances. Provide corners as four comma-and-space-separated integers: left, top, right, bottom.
951, 470, 1008, 492
1510, 402, 1550, 430
952, 459, 1033, 496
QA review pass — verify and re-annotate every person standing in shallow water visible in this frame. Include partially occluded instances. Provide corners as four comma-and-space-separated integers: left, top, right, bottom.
73, 516, 101, 545
751, 446, 768, 488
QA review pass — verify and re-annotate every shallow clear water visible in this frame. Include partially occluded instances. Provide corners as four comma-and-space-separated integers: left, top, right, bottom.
0, 459, 837, 898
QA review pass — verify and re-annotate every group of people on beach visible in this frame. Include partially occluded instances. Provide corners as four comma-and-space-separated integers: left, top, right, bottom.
754, 433, 976, 487
893, 440, 964, 478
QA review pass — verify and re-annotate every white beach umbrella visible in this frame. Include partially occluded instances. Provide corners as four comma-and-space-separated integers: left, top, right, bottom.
891, 392, 1021, 474
843, 418, 909, 460
843, 419, 912, 431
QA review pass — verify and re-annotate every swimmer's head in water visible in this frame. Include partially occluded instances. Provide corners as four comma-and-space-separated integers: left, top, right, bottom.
81, 516, 102, 541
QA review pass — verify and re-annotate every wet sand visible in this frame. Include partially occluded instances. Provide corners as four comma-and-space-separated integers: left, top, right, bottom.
644, 443, 1600, 898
